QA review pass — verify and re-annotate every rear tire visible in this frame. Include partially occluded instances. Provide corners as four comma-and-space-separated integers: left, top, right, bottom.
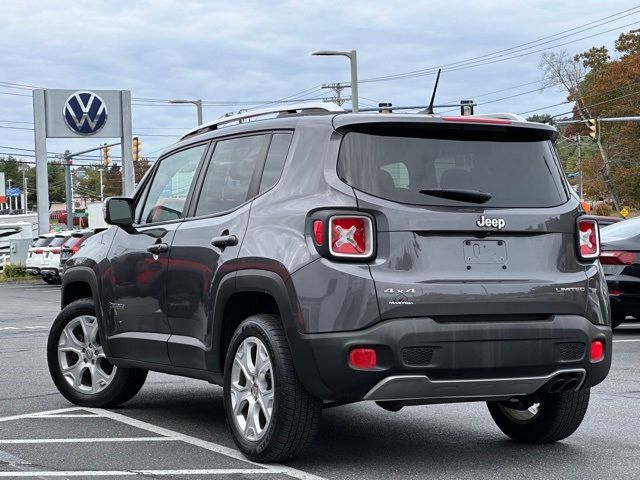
223, 314, 322, 462
487, 388, 590, 443
47, 298, 148, 408
42, 276, 57, 285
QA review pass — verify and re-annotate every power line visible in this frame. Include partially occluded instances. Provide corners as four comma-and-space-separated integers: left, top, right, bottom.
518, 87, 640, 116
360, 6, 640, 83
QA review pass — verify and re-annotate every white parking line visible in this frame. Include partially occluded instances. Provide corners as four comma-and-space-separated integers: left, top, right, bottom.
0, 407, 327, 480
0, 437, 180, 444
0, 326, 48, 331
0, 469, 284, 477
87, 408, 328, 480
0, 407, 80, 422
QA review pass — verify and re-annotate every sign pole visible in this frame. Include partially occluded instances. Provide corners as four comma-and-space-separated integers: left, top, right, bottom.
33, 89, 50, 234
121, 91, 135, 196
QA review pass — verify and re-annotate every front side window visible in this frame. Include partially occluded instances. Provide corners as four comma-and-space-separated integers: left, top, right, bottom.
195, 135, 267, 216
138, 144, 205, 224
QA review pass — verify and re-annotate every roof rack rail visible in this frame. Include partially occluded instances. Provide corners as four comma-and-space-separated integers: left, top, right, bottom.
180, 102, 345, 140
470, 113, 528, 122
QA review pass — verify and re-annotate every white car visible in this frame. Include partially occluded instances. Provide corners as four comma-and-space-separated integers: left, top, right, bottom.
40, 232, 72, 284
26, 234, 55, 276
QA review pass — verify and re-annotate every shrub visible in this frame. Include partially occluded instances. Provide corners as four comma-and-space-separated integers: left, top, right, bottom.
592, 203, 613, 216
3, 264, 27, 278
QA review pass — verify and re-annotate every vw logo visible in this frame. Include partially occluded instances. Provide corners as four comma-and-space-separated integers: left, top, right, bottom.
62, 91, 107, 135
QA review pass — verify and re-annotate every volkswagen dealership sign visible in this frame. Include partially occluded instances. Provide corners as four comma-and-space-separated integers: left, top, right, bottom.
33, 88, 134, 233
63, 91, 108, 135
43, 89, 124, 138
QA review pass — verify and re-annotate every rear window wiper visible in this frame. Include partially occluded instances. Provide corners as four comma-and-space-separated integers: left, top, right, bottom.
418, 188, 492, 204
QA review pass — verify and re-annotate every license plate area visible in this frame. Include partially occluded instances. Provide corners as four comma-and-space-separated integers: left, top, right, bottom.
463, 240, 507, 264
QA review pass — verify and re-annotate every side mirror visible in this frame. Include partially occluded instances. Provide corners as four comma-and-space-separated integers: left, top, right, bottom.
104, 197, 135, 228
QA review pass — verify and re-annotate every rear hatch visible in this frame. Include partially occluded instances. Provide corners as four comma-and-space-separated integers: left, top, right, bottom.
335, 117, 589, 321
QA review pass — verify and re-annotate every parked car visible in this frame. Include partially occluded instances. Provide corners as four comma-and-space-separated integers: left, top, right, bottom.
59, 230, 96, 274
600, 216, 640, 328
591, 215, 624, 228
48, 105, 612, 462
40, 232, 72, 284
26, 234, 55, 276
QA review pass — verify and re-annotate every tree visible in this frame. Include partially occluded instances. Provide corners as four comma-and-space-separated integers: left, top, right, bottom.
526, 114, 552, 124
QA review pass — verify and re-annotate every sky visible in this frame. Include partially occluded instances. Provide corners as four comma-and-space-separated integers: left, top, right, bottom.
0, 0, 638, 165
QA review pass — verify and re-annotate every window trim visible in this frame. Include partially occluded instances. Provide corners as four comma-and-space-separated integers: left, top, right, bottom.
133, 141, 212, 227
186, 132, 271, 220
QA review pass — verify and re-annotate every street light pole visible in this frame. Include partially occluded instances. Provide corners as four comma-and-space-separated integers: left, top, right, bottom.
98, 168, 104, 202
169, 99, 204, 125
312, 50, 359, 113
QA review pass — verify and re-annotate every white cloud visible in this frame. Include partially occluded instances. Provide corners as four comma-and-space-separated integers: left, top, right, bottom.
0, 0, 635, 157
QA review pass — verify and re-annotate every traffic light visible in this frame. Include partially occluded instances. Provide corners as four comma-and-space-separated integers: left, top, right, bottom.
588, 118, 598, 141
102, 144, 111, 167
132, 137, 141, 161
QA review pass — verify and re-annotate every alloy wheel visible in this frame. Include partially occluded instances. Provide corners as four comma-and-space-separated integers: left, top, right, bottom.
230, 336, 274, 441
57, 315, 116, 394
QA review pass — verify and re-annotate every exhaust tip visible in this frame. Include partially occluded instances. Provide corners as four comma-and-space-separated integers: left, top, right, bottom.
561, 378, 580, 392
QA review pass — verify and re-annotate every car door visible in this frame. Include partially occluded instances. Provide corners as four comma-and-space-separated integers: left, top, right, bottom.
166, 133, 291, 370
104, 143, 208, 365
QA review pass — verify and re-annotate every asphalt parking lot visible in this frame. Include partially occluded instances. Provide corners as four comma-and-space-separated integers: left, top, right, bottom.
1, 282, 639, 479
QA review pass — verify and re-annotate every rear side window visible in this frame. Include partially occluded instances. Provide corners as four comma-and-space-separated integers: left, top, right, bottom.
195, 135, 267, 216
259, 132, 293, 193
338, 132, 567, 208
63, 236, 78, 248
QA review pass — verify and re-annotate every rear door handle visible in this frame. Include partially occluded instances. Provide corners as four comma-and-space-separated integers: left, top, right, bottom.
147, 243, 169, 254
211, 235, 238, 248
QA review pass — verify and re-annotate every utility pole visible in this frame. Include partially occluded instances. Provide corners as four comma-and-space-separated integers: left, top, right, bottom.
7, 180, 11, 212
577, 135, 583, 201
321, 83, 350, 106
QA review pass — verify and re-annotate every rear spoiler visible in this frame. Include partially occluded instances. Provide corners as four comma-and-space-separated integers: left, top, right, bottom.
332, 114, 558, 142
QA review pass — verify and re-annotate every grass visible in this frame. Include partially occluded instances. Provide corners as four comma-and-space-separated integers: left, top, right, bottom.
0, 272, 42, 284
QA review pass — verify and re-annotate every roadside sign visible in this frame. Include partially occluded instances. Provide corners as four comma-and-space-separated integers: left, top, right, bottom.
7, 187, 21, 198
620, 207, 629, 218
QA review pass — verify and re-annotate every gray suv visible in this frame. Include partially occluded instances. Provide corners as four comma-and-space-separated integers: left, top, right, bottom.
48, 104, 612, 462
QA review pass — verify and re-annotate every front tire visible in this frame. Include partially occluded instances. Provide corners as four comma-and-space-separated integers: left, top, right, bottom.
47, 298, 148, 408
223, 314, 322, 462
487, 388, 590, 443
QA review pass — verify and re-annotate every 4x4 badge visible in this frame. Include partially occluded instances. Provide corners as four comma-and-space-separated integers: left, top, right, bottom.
476, 215, 505, 230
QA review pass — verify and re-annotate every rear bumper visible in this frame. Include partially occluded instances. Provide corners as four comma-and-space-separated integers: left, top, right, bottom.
40, 268, 60, 277
290, 315, 611, 402
25, 267, 41, 275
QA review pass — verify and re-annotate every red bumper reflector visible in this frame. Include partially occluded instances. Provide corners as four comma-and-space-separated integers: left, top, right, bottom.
608, 289, 623, 296
349, 348, 377, 369
313, 220, 323, 245
590, 340, 604, 362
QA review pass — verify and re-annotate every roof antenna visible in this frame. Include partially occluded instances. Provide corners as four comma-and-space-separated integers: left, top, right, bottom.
423, 69, 442, 114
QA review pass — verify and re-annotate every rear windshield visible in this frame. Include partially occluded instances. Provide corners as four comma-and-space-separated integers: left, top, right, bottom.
63, 236, 80, 248
337, 132, 567, 208
49, 236, 67, 247
34, 237, 53, 247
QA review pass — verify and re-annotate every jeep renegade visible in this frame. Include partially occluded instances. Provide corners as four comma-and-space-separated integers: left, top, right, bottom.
48, 104, 612, 462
